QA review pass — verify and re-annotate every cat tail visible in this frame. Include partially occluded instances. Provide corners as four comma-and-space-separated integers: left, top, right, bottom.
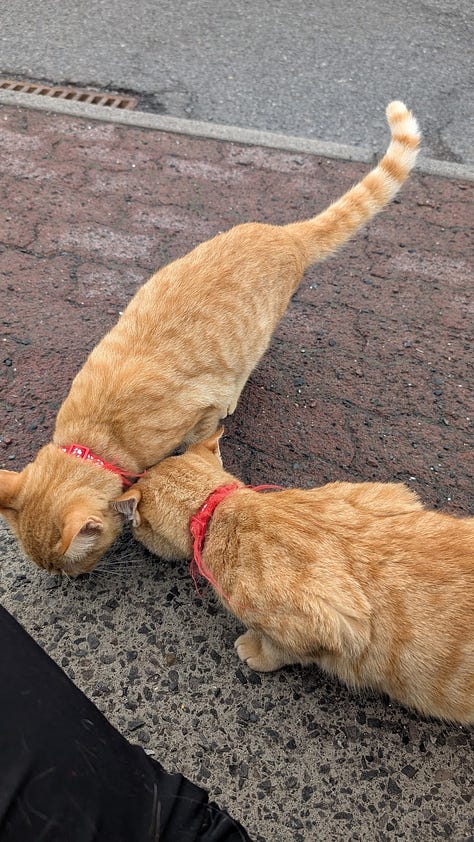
286, 101, 421, 267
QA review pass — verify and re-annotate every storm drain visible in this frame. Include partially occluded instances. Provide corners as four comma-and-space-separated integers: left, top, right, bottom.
0, 79, 137, 110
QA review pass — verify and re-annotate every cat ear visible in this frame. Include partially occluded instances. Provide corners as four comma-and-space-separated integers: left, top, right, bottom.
0, 470, 22, 512
60, 512, 104, 560
201, 426, 225, 457
110, 488, 142, 527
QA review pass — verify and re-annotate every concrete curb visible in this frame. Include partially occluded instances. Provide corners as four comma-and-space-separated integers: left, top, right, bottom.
1, 89, 473, 182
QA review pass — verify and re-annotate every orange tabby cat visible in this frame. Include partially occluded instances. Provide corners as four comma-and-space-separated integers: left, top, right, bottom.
113, 430, 474, 724
0, 102, 420, 575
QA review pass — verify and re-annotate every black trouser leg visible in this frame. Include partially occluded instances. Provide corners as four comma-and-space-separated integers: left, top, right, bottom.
0, 604, 252, 842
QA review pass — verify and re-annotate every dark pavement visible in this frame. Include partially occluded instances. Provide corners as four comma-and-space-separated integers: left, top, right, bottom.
0, 104, 473, 841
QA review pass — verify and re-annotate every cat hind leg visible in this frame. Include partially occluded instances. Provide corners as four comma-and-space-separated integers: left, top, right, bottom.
235, 629, 296, 672
183, 407, 223, 447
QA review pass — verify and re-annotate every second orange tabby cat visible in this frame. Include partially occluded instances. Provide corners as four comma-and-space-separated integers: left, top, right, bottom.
0, 102, 420, 574
114, 431, 474, 724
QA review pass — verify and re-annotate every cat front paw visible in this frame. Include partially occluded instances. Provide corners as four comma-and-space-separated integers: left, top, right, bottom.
235, 629, 286, 672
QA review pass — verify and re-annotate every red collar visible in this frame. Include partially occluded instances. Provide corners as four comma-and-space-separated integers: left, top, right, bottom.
189, 483, 281, 602
59, 443, 146, 488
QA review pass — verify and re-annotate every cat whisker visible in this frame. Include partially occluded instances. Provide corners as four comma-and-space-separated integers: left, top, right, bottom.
100, 561, 137, 570
97, 570, 128, 577
93, 563, 137, 576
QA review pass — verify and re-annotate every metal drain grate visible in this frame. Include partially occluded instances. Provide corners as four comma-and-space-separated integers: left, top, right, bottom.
0, 79, 137, 110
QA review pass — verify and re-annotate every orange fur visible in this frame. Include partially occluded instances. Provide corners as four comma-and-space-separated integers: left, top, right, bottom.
114, 433, 474, 724
0, 102, 420, 574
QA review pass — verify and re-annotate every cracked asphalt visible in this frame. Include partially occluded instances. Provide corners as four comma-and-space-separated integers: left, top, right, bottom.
0, 104, 473, 840
1, 0, 473, 165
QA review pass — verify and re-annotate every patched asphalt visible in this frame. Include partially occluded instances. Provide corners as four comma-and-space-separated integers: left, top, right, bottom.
0, 104, 473, 841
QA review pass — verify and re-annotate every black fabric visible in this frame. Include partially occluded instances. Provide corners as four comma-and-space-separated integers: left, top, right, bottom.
0, 604, 251, 842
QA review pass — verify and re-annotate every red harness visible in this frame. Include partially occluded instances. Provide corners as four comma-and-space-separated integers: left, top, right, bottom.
59, 443, 146, 488
189, 483, 281, 603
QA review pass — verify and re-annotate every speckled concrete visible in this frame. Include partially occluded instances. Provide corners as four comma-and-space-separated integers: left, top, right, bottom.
0, 105, 473, 842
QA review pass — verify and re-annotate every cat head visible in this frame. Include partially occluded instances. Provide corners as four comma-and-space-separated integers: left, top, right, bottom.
0, 443, 124, 575
112, 427, 225, 561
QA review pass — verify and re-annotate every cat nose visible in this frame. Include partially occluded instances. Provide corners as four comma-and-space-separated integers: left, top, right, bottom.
61, 554, 98, 577
61, 558, 83, 577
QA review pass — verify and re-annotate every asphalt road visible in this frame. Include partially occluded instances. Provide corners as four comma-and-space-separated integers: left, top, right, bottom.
1, 0, 473, 164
